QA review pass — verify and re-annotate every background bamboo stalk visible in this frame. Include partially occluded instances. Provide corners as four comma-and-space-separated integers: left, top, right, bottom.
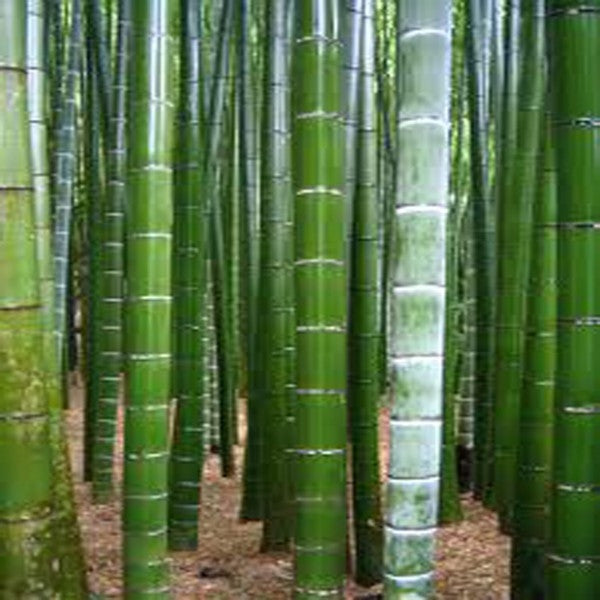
91, 0, 130, 502
168, 0, 207, 552
348, 0, 383, 584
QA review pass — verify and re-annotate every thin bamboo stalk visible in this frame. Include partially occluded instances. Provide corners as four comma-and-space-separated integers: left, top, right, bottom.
260, 0, 293, 552
91, 0, 130, 501
168, 0, 207, 551
348, 0, 382, 584
52, 0, 82, 380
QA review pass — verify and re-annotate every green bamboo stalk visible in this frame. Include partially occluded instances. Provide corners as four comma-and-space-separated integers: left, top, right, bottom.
205, 0, 235, 478
511, 117, 555, 600
91, 0, 130, 502
546, 1, 600, 596
449, 5, 475, 494
168, 0, 207, 552
480, 0, 493, 130
52, 0, 82, 380
292, 1, 348, 596
457, 208, 477, 492
455, 72, 477, 495
348, 0, 382, 584
260, 0, 293, 552
284, 0, 297, 542
209, 196, 236, 476
376, 0, 396, 396
487, 0, 522, 509
237, 0, 259, 399
123, 1, 175, 596
440, 202, 466, 521
224, 75, 240, 445
494, 0, 544, 533
465, 0, 494, 501
83, 31, 104, 486
239, 0, 264, 521
475, 0, 503, 504
385, 2, 452, 597
344, 0, 364, 236
491, 0, 523, 509
202, 288, 212, 458
0, 2, 55, 594
207, 274, 221, 454
440, 0, 467, 517
48, 0, 65, 146
87, 0, 112, 145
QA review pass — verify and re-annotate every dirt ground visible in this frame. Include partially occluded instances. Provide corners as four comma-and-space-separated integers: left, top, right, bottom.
67, 380, 509, 599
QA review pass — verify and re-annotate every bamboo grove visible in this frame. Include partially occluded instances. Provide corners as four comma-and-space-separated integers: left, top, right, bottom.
1, 0, 600, 599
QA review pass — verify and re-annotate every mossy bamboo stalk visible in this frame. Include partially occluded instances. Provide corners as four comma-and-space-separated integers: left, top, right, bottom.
385, 2, 452, 596
29, 0, 58, 408
291, 1, 348, 596
27, 5, 88, 593
123, 1, 175, 596
0, 2, 55, 594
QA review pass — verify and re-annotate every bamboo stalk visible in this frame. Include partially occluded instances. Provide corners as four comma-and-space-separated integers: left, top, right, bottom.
91, 0, 130, 502
291, 1, 348, 596
0, 2, 55, 594
122, 1, 175, 596
494, 0, 544, 532
260, 0, 293, 552
52, 0, 82, 382
511, 114, 555, 600
348, 0, 382, 584
385, 2, 452, 596
168, 0, 207, 551
546, 1, 600, 596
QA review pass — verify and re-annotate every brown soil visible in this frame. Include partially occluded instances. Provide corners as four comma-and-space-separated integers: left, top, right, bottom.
67, 380, 509, 599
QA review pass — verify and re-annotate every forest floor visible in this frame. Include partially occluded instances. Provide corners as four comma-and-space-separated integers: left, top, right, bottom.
67, 379, 510, 599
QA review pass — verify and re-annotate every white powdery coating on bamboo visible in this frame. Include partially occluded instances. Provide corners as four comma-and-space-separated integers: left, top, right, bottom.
385, 1, 452, 597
